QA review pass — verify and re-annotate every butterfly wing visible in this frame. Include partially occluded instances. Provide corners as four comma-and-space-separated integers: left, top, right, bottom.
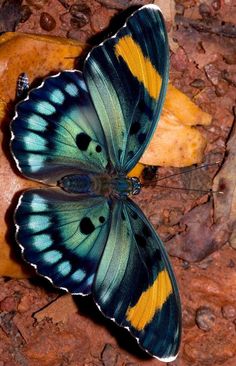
11, 71, 109, 184
84, 4, 169, 173
93, 198, 181, 361
15, 188, 111, 294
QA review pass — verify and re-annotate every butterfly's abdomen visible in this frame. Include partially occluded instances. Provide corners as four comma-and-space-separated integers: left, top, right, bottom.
59, 174, 93, 194
59, 173, 112, 196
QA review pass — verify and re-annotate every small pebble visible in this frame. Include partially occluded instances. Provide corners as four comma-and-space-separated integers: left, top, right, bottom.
190, 79, 206, 89
40, 12, 56, 31
199, 3, 211, 18
70, 3, 91, 16
222, 304, 236, 319
211, 0, 221, 11
182, 261, 190, 270
70, 13, 89, 29
196, 306, 216, 331
101, 344, 118, 366
204, 63, 220, 85
20, 5, 32, 23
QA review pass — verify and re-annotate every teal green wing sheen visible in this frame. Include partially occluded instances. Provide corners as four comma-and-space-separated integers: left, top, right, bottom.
84, 5, 169, 173
15, 189, 111, 294
94, 198, 181, 361
11, 71, 109, 184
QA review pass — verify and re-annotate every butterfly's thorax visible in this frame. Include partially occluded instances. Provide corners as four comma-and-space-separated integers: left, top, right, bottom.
59, 174, 141, 197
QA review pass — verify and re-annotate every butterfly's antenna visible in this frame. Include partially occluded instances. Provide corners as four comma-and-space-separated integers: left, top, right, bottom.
142, 161, 223, 194
154, 184, 223, 195
153, 161, 221, 183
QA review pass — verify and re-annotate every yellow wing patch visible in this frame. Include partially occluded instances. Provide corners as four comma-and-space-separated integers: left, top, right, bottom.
114, 35, 162, 100
126, 269, 172, 331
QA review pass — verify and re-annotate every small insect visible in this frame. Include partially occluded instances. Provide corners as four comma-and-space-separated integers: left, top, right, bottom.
10, 5, 181, 361
16, 72, 29, 99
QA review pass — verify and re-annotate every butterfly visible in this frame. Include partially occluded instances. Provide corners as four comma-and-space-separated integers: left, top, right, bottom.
10, 4, 181, 362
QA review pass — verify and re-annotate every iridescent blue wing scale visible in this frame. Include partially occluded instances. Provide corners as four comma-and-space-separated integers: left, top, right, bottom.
94, 198, 181, 361
11, 71, 109, 184
15, 189, 111, 294
84, 4, 169, 173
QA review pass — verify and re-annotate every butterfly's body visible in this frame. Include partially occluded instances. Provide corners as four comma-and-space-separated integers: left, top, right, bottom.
59, 173, 141, 197
10, 5, 181, 362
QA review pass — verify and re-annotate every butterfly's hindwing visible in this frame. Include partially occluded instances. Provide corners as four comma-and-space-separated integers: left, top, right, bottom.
94, 198, 181, 360
15, 189, 111, 294
11, 71, 109, 184
84, 5, 169, 172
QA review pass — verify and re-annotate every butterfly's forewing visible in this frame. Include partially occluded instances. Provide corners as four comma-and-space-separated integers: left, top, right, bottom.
94, 198, 181, 361
84, 4, 169, 173
11, 71, 109, 184
15, 189, 111, 294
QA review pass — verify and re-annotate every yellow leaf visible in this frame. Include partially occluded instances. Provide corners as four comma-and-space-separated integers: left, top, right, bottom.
141, 83, 212, 167
165, 84, 212, 126
0, 32, 86, 103
140, 107, 207, 167
128, 163, 145, 179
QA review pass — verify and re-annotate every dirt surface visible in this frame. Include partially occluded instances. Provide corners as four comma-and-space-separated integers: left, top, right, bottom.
0, 0, 236, 365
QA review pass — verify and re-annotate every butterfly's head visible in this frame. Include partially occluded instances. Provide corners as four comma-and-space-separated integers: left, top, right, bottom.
110, 176, 141, 197
129, 176, 142, 195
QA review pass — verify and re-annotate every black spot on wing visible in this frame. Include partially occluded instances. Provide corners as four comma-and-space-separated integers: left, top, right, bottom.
138, 132, 147, 144
80, 217, 95, 235
143, 224, 152, 238
99, 216, 105, 223
153, 248, 162, 262
96, 145, 102, 152
76, 133, 92, 151
135, 234, 146, 247
130, 121, 141, 135
127, 151, 134, 159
